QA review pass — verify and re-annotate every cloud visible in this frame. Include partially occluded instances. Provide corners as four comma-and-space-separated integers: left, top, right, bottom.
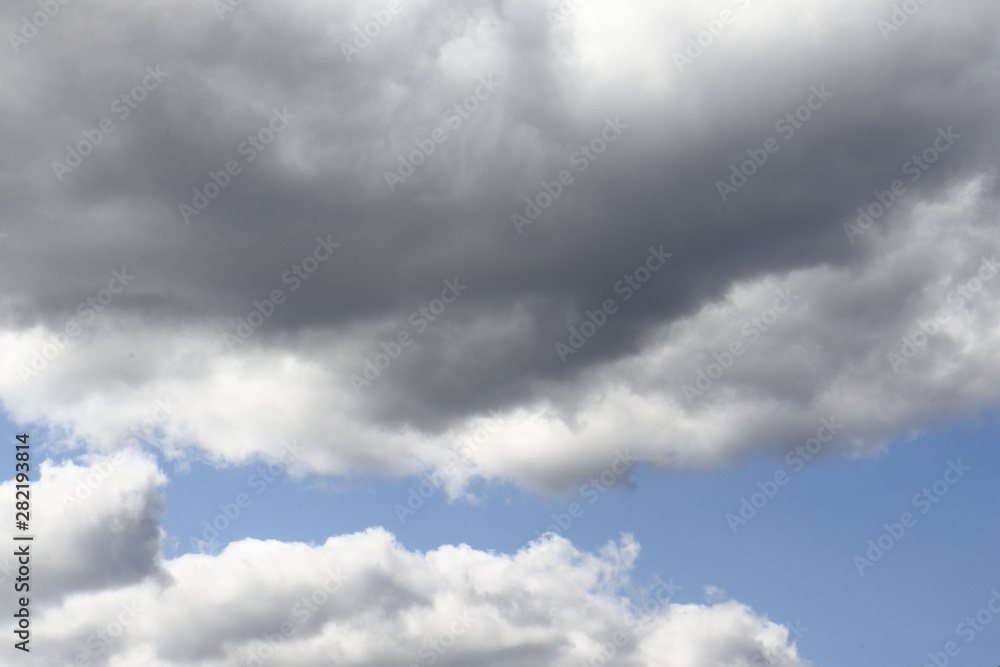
0, 449, 168, 601
11, 454, 809, 667
1, 0, 999, 495
2, 173, 999, 498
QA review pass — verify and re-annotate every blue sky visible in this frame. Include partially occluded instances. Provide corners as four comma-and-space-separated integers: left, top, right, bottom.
162, 411, 1000, 665
6, 408, 995, 665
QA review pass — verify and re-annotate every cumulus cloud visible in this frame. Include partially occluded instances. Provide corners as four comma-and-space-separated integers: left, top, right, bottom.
0, 449, 167, 601
7, 456, 807, 667
2, 1, 999, 489
2, 172, 999, 497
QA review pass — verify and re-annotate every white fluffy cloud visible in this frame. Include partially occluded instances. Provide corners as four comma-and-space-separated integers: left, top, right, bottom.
0, 449, 167, 601
2, 455, 808, 666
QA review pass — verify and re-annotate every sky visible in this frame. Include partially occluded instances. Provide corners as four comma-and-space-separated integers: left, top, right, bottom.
0, 0, 999, 665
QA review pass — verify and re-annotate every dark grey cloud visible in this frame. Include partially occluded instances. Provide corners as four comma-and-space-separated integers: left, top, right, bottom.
1, 0, 999, 493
